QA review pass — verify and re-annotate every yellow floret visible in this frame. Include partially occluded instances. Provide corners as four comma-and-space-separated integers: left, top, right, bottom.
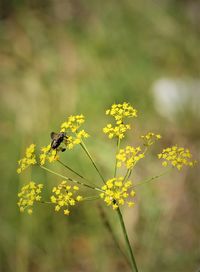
158, 146, 197, 170
100, 177, 136, 209
103, 103, 137, 139
17, 181, 44, 214
50, 180, 83, 215
17, 144, 37, 174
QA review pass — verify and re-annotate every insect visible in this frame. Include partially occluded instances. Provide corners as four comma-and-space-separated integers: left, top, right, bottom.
50, 132, 68, 152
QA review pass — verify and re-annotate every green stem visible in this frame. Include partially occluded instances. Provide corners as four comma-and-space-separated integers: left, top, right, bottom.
133, 169, 171, 188
123, 169, 132, 183
114, 137, 121, 178
98, 204, 130, 266
40, 165, 103, 192
80, 141, 106, 184
116, 207, 139, 272
39, 201, 53, 204
79, 139, 139, 270
57, 160, 87, 180
127, 169, 132, 180
82, 196, 100, 201
40, 197, 100, 204
79, 141, 134, 269
124, 147, 148, 183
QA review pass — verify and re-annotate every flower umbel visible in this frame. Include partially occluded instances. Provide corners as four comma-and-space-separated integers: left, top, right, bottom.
100, 177, 135, 210
61, 114, 85, 133
158, 146, 197, 170
39, 144, 59, 165
50, 181, 83, 215
17, 181, 43, 214
17, 144, 37, 174
16, 102, 197, 272
141, 132, 161, 146
106, 102, 137, 120
103, 102, 137, 139
60, 115, 89, 149
65, 130, 89, 149
116, 146, 145, 169
103, 123, 131, 140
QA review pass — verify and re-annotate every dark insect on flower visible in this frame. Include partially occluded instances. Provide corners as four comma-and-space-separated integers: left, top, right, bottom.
50, 132, 68, 152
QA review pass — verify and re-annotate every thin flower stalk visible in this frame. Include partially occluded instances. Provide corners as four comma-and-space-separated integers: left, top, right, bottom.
132, 169, 172, 188
107, 133, 138, 271
57, 160, 89, 181
98, 204, 131, 266
80, 140, 106, 184
117, 207, 139, 272
114, 137, 121, 178
80, 137, 133, 267
40, 165, 103, 192
82, 196, 100, 201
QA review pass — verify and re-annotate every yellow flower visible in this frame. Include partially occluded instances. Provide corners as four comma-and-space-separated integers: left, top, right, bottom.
17, 181, 44, 214
141, 132, 162, 146
76, 195, 83, 201
27, 209, 33, 215
158, 146, 197, 170
116, 145, 145, 169
100, 177, 136, 209
39, 144, 59, 165
60, 115, 89, 150
127, 201, 135, 207
61, 114, 85, 132
103, 102, 137, 139
106, 102, 137, 120
50, 181, 83, 215
64, 209, 70, 215
17, 144, 37, 174
103, 123, 131, 139
112, 203, 119, 210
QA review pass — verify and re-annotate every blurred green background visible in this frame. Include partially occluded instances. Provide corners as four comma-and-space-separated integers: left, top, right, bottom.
0, 1, 200, 271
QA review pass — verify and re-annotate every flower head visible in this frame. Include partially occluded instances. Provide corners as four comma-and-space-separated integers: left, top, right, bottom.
17, 181, 43, 214
60, 115, 89, 149
106, 102, 137, 121
65, 130, 89, 150
116, 146, 145, 169
50, 181, 83, 215
39, 144, 59, 165
103, 102, 137, 139
17, 144, 37, 174
61, 114, 85, 132
158, 146, 197, 170
103, 123, 131, 139
100, 177, 135, 210
141, 132, 161, 146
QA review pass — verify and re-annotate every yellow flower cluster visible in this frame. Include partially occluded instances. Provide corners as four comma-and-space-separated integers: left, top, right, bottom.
158, 146, 196, 170
39, 144, 59, 165
61, 114, 85, 132
103, 102, 137, 139
100, 177, 135, 210
116, 146, 145, 169
103, 123, 131, 139
141, 132, 161, 146
66, 130, 89, 149
60, 115, 89, 149
17, 181, 43, 214
105, 102, 137, 120
17, 144, 37, 174
50, 181, 83, 215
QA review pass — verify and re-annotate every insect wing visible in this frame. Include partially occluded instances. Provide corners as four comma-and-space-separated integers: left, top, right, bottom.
50, 132, 58, 140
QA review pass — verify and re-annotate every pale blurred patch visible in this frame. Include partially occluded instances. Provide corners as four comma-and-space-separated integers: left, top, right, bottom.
152, 78, 200, 120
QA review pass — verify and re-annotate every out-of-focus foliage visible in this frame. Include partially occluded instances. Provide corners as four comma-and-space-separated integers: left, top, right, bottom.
0, 1, 199, 271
